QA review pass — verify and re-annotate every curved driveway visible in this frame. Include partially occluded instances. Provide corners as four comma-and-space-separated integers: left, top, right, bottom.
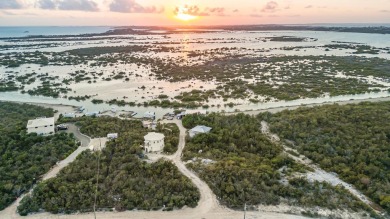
0, 123, 91, 219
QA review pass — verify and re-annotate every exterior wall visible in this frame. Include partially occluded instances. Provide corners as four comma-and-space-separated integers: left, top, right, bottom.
145, 138, 165, 153
27, 125, 55, 135
189, 131, 199, 138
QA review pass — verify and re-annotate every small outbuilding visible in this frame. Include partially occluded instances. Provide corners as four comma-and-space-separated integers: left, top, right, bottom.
107, 133, 118, 140
27, 117, 55, 135
176, 112, 186, 120
85, 111, 100, 117
144, 111, 156, 120
143, 120, 157, 130
144, 132, 165, 153
189, 125, 212, 138
62, 113, 76, 118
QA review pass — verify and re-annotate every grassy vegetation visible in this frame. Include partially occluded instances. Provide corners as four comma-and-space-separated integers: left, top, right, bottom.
260, 101, 390, 213
181, 113, 373, 215
1, 44, 389, 105
25, 83, 71, 98
0, 102, 78, 211
18, 117, 199, 215
151, 55, 389, 101
323, 44, 387, 54
0, 81, 19, 92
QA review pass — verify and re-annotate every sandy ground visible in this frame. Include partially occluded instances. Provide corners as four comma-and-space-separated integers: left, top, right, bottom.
88, 138, 108, 151
260, 121, 375, 211
228, 96, 390, 116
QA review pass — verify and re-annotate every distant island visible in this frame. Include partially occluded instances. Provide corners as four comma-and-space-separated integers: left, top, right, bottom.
1, 25, 389, 41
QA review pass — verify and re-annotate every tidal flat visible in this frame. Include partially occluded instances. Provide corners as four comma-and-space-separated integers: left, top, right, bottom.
1, 27, 390, 114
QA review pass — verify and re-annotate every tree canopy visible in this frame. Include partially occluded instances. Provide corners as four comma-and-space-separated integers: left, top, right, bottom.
0, 102, 78, 210
182, 113, 373, 216
18, 117, 199, 215
260, 101, 390, 213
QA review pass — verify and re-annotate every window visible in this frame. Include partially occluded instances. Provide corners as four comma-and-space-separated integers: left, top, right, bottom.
45, 125, 48, 127
35, 127, 38, 129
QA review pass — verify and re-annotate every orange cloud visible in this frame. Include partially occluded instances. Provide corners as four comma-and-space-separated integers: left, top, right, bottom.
173, 5, 226, 17
261, 1, 279, 13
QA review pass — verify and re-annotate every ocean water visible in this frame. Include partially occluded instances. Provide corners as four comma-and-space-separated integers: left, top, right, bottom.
0, 26, 112, 38
1, 24, 389, 38
303, 23, 390, 27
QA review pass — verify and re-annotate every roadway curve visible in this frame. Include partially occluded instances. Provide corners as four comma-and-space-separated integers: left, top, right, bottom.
0, 124, 90, 219
0, 119, 308, 219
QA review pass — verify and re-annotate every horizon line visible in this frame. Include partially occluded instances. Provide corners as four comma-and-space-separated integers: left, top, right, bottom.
1, 22, 390, 28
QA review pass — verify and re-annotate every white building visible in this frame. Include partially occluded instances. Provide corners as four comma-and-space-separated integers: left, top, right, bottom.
144, 132, 165, 153
85, 111, 100, 117
26, 117, 55, 135
142, 120, 157, 130
189, 125, 212, 138
107, 133, 118, 140
144, 111, 156, 119
62, 113, 76, 118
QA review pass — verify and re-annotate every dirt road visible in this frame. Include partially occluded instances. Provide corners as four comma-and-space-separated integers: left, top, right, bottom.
0, 124, 91, 219
260, 121, 375, 208
161, 120, 221, 215
0, 119, 307, 219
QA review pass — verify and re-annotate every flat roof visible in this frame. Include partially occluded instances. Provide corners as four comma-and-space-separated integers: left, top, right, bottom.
27, 117, 55, 128
144, 132, 165, 141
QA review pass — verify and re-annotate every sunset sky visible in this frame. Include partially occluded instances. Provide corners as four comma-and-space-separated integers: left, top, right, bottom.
0, 0, 390, 26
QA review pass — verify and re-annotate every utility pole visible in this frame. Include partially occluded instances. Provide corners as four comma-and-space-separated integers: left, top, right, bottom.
244, 203, 246, 219
93, 138, 102, 219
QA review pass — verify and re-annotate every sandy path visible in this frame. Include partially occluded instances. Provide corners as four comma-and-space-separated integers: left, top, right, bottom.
260, 121, 375, 208
161, 120, 221, 215
43, 124, 91, 180
0, 124, 92, 219
0, 118, 308, 219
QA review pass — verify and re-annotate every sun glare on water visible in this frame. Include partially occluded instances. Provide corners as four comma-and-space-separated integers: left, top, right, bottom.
175, 6, 197, 21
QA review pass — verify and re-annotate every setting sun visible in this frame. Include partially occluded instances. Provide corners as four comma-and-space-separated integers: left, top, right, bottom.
176, 13, 197, 21
174, 6, 198, 22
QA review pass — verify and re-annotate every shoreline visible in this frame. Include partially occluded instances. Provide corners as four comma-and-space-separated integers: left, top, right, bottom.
3, 95, 390, 117
228, 95, 390, 115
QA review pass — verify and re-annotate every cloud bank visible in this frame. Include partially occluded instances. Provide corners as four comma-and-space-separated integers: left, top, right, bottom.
261, 1, 279, 13
0, 0, 24, 9
109, 0, 164, 13
37, 0, 99, 11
